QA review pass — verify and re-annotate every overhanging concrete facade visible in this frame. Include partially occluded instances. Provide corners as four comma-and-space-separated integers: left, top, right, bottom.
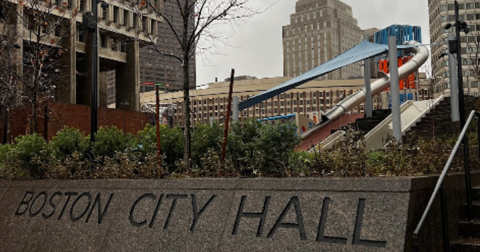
0, 0, 162, 111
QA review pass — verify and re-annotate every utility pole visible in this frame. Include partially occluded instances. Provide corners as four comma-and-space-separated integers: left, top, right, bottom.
82, 0, 108, 142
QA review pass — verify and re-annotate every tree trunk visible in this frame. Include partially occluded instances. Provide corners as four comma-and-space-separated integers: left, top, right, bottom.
183, 54, 191, 170
31, 90, 37, 134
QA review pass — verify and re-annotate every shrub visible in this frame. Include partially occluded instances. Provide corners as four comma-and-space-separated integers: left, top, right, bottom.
9, 134, 49, 178
136, 124, 184, 172
226, 119, 301, 177
288, 151, 311, 176
226, 119, 263, 175
91, 126, 135, 158
0, 144, 12, 163
254, 121, 301, 176
191, 122, 223, 168
49, 126, 88, 160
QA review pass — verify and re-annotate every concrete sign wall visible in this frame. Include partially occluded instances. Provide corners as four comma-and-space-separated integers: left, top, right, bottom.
0, 174, 475, 251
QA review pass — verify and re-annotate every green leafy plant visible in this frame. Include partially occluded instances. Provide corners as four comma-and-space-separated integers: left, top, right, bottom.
49, 126, 88, 160
91, 126, 135, 158
191, 122, 223, 168
9, 134, 49, 178
136, 124, 184, 172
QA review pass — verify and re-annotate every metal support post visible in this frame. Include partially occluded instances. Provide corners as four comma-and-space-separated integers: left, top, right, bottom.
388, 37, 402, 143
455, 0, 472, 220
440, 183, 450, 252
90, 0, 99, 143
155, 85, 161, 171
364, 34, 373, 118
448, 33, 460, 122
221, 69, 235, 165
232, 96, 239, 122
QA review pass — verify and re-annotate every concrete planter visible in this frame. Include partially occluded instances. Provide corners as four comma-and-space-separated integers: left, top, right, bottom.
0, 173, 477, 251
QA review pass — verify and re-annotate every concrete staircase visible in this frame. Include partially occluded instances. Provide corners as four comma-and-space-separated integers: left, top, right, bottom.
355, 109, 392, 133
332, 109, 392, 134
404, 96, 478, 142
451, 186, 480, 251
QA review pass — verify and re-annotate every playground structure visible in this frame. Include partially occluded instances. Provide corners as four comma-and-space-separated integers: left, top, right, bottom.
257, 113, 317, 136
237, 38, 429, 150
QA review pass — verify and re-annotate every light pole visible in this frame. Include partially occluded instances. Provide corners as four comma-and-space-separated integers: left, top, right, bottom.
82, 0, 108, 143
444, 0, 472, 221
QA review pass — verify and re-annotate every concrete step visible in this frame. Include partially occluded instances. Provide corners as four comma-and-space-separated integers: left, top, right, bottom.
465, 201, 480, 219
451, 238, 480, 252
472, 187, 480, 201
458, 219, 480, 238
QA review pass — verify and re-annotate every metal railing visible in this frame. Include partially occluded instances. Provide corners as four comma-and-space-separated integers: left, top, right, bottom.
413, 110, 478, 252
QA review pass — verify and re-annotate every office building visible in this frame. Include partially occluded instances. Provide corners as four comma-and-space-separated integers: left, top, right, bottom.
282, 0, 363, 80
139, 0, 196, 94
429, 0, 480, 97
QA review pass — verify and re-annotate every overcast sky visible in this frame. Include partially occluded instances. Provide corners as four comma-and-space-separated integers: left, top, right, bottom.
195, 0, 430, 86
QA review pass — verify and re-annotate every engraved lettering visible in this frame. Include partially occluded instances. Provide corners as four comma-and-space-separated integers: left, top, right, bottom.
232, 195, 271, 237
29, 191, 47, 217
352, 199, 387, 247
85, 193, 114, 224
316, 197, 347, 244
129, 193, 156, 227
164, 194, 188, 229
149, 194, 164, 228
70, 192, 92, 222
190, 194, 216, 232
15, 191, 34, 216
267, 196, 307, 240
58, 192, 77, 220
42, 192, 62, 219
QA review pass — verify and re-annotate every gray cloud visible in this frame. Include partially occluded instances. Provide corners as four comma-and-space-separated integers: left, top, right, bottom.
196, 0, 430, 86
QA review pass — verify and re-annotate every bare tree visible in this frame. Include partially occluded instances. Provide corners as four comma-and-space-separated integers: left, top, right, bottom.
0, 0, 77, 134
130, 0, 266, 169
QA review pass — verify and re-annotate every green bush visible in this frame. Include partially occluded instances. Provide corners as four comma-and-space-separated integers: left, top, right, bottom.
191, 122, 223, 168
136, 124, 184, 171
288, 151, 311, 176
0, 144, 12, 163
255, 121, 302, 176
49, 126, 88, 160
9, 134, 48, 178
91, 126, 135, 158
226, 119, 301, 177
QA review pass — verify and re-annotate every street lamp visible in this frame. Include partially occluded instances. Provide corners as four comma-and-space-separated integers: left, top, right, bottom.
82, 0, 108, 143
443, 0, 472, 220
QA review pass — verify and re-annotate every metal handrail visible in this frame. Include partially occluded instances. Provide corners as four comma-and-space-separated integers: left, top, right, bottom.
413, 110, 477, 246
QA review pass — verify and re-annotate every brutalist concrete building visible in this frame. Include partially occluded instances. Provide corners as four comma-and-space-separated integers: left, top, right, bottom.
0, 0, 162, 111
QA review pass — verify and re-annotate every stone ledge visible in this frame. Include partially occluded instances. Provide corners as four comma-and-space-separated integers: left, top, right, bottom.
0, 173, 477, 251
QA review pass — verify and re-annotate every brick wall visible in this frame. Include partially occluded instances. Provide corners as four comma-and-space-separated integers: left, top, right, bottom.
5, 102, 149, 142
